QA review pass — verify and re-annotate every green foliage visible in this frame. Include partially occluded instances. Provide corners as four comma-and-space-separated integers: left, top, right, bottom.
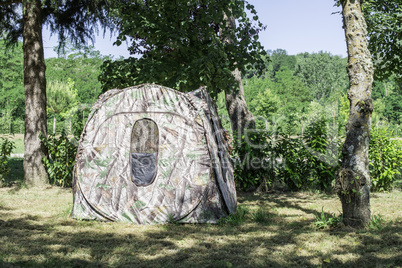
243, 53, 314, 135
272, 67, 312, 121
369, 214, 385, 231
46, 45, 109, 104
369, 125, 402, 192
233, 131, 275, 191
47, 78, 78, 134
275, 133, 310, 191
40, 131, 78, 187
314, 207, 342, 229
0, 106, 14, 134
47, 79, 77, 115
268, 49, 297, 76
100, 0, 267, 98
0, 137, 15, 185
303, 115, 342, 191
384, 91, 402, 126
0, 1, 114, 51
219, 206, 249, 226
371, 78, 402, 126
233, 114, 342, 192
251, 207, 273, 224
0, 40, 108, 136
295, 51, 348, 102
364, 0, 402, 83
46, 45, 108, 135
0, 40, 24, 132
275, 116, 342, 192
250, 88, 281, 123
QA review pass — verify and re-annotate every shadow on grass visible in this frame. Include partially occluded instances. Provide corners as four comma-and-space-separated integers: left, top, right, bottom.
0, 192, 401, 267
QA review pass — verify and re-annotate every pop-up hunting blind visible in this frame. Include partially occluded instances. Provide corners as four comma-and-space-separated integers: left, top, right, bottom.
71, 84, 237, 224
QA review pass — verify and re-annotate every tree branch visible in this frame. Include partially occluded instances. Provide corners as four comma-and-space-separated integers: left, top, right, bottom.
0, 0, 22, 6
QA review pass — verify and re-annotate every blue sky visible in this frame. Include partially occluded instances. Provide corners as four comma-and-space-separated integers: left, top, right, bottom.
42, 0, 347, 59
250, 0, 346, 57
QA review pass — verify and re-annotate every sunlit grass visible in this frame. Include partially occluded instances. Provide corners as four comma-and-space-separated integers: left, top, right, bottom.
0, 186, 401, 267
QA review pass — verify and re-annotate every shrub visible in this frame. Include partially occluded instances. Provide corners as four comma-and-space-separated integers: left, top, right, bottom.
370, 214, 385, 231
251, 207, 276, 224
275, 116, 342, 192
303, 115, 342, 191
0, 137, 15, 185
233, 131, 276, 191
233, 116, 343, 192
369, 125, 402, 192
40, 131, 78, 187
219, 206, 249, 226
275, 133, 310, 191
314, 207, 342, 229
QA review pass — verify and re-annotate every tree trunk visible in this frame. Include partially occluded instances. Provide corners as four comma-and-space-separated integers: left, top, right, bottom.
23, 0, 49, 187
221, 12, 255, 143
224, 68, 255, 142
335, 0, 374, 228
53, 113, 57, 135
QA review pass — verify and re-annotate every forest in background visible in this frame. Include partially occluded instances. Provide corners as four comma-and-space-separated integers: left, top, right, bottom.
1, 41, 401, 193
0, 40, 111, 136
1, 41, 401, 137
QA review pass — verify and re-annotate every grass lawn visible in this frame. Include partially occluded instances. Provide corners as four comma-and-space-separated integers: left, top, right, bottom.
1, 137, 401, 267
0, 183, 401, 267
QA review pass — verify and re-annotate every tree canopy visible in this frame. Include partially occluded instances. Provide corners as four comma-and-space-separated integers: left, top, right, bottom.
295, 52, 348, 102
0, 0, 113, 50
99, 0, 267, 98
363, 0, 402, 83
46, 44, 110, 104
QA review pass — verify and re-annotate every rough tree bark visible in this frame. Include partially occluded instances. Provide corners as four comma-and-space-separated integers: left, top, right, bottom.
23, 0, 49, 187
221, 12, 255, 143
335, 0, 374, 228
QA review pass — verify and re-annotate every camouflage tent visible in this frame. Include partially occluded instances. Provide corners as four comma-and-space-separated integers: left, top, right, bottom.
71, 84, 237, 224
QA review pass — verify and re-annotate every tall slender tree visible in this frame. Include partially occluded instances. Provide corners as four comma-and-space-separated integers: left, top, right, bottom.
0, 0, 113, 187
335, 0, 374, 228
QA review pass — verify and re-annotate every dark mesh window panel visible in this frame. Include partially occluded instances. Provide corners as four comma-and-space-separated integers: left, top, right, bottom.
130, 119, 159, 186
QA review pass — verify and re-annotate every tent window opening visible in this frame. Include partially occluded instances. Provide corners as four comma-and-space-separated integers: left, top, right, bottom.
130, 119, 159, 186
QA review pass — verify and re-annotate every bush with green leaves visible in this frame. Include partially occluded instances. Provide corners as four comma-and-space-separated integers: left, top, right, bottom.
40, 131, 78, 187
303, 115, 342, 191
314, 207, 342, 229
369, 125, 402, 192
275, 133, 310, 191
218, 206, 249, 226
0, 137, 15, 184
233, 131, 276, 191
370, 214, 385, 231
233, 116, 343, 192
274, 116, 342, 192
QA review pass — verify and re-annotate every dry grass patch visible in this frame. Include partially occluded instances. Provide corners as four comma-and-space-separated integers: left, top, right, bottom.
0, 187, 401, 267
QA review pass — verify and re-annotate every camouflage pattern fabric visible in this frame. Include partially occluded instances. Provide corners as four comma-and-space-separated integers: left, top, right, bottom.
71, 84, 236, 224
187, 88, 237, 214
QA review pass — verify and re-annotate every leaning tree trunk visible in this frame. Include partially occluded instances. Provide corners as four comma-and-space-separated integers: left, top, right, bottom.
23, 0, 49, 187
221, 12, 255, 144
335, 0, 374, 228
